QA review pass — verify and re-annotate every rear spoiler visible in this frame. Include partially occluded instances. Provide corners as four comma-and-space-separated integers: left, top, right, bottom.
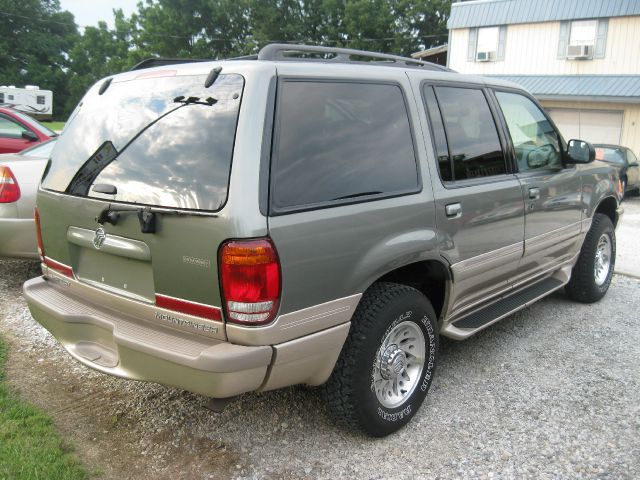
129, 58, 211, 71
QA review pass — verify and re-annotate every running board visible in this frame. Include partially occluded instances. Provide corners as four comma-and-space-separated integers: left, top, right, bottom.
447, 277, 564, 337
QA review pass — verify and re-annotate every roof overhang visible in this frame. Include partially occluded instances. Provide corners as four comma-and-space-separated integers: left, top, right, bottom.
536, 95, 640, 104
488, 75, 640, 105
412, 44, 448, 59
449, 0, 640, 29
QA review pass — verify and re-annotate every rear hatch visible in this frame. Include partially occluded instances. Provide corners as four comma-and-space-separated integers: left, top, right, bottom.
37, 69, 245, 339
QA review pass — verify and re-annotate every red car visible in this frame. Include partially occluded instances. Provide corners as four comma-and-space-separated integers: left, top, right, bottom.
0, 107, 57, 154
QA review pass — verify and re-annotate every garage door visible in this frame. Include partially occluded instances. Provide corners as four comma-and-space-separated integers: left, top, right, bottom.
546, 108, 623, 145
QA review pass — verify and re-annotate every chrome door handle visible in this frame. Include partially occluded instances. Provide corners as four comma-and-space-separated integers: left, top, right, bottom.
529, 187, 540, 200
445, 203, 462, 218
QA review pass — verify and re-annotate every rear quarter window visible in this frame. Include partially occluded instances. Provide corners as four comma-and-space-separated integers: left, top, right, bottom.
431, 86, 506, 181
271, 80, 419, 211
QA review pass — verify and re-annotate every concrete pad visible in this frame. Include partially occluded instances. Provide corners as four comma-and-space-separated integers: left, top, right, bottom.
615, 195, 640, 278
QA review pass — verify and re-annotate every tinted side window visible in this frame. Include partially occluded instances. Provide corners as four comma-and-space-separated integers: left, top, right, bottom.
495, 91, 561, 172
434, 87, 506, 180
272, 81, 418, 209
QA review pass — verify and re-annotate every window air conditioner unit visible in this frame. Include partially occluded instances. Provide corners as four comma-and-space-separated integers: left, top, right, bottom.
476, 51, 496, 62
567, 44, 593, 59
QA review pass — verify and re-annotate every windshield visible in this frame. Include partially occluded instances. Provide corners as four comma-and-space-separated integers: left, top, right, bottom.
11, 110, 56, 136
42, 73, 244, 211
595, 147, 625, 165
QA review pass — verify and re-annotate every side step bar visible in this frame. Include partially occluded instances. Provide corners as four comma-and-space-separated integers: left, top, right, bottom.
445, 277, 565, 339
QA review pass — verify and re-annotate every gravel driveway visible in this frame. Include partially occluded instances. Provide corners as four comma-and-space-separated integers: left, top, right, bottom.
1, 198, 639, 479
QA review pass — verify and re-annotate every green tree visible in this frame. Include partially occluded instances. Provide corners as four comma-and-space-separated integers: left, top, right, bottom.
0, 0, 78, 118
65, 9, 139, 113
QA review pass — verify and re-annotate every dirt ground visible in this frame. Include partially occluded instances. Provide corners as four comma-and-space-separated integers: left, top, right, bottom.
2, 197, 639, 479
1, 261, 250, 480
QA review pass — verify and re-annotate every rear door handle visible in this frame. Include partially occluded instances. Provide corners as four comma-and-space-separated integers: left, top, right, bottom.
445, 203, 462, 218
529, 187, 540, 200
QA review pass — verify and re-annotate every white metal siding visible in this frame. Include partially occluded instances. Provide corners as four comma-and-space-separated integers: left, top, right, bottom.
449, 16, 640, 75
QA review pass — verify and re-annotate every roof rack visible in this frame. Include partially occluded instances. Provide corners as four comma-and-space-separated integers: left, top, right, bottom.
257, 43, 452, 72
129, 58, 211, 71
228, 54, 259, 61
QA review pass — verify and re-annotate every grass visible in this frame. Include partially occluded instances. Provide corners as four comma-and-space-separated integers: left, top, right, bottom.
42, 121, 65, 132
0, 337, 88, 480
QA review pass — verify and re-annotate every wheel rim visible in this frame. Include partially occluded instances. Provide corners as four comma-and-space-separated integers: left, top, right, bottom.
373, 321, 425, 409
594, 233, 612, 286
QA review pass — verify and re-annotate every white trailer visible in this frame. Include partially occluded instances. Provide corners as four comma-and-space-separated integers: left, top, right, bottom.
0, 85, 53, 120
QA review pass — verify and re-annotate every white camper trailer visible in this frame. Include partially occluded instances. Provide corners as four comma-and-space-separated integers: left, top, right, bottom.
0, 85, 53, 120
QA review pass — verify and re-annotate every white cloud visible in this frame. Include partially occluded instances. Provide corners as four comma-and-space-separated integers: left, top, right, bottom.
59, 0, 140, 29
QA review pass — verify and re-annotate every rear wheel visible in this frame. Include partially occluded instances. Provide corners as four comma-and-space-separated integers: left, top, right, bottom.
326, 282, 438, 437
566, 213, 616, 303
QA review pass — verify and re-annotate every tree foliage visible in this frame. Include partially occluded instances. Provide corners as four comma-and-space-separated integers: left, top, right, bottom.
0, 0, 78, 116
0, 0, 451, 119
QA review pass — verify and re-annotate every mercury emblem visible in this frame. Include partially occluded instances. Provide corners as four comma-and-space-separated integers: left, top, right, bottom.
93, 227, 107, 249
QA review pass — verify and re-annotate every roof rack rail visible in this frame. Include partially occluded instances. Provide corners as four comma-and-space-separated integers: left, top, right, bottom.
257, 43, 452, 72
129, 58, 211, 71
228, 54, 259, 61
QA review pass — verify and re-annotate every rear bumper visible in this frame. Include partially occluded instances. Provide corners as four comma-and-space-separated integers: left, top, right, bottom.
24, 276, 272, 398
0, 217, 38, 258
24, 275, 351, 398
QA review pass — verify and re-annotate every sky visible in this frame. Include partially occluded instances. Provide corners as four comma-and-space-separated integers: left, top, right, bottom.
59, 0, 140, 29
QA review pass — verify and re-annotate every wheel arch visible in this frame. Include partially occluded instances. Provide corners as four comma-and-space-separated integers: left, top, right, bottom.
594, 195, 619, 228
365, 259, 452, 322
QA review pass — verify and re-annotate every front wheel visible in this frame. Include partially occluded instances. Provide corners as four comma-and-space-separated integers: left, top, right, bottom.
566, 213, 616, 303
325, 282, 439, 437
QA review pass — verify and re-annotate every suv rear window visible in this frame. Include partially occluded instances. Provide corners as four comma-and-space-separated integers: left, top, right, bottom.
42, 73, 244, 212
271, 81, 418, 210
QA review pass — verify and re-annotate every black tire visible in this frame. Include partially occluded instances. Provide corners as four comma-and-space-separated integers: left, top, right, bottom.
621, 179, 627, 200
565, 213, 616, 303
325, 282, 438, 437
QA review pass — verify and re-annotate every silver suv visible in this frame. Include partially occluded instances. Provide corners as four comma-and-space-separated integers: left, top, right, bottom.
25, 45, 622, 437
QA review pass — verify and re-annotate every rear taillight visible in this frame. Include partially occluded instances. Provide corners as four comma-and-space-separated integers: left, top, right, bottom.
0, 165, 20, 203
219, 238, 281, 326
34, 207, 44, 260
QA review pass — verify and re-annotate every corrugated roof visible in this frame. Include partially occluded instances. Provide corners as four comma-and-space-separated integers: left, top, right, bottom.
489, 75, 640, 102
449, 0, 640, 29
412, 44, 449, 59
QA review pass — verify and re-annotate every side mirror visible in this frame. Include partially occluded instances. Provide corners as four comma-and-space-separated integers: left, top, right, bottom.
21, 130, 38, 142
566, 139, 595, 164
